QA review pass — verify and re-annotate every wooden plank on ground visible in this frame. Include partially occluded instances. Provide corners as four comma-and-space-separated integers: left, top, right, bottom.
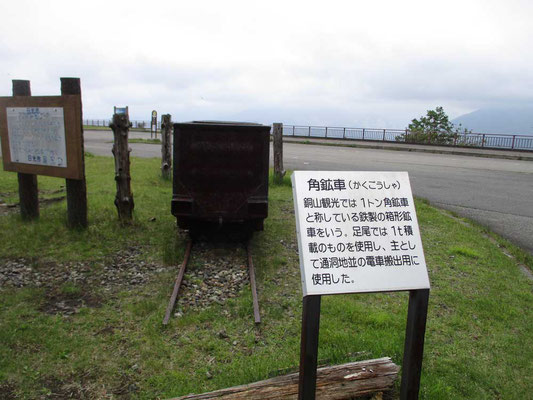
168, 357, 399, 400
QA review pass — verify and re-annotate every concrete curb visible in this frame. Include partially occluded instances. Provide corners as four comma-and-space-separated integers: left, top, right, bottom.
283, 138, 533, 162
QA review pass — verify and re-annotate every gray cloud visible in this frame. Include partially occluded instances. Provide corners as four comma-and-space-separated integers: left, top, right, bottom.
1, 0, 532, 128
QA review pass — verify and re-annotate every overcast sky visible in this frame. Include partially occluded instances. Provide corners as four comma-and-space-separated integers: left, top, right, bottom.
1, 0, 532, 127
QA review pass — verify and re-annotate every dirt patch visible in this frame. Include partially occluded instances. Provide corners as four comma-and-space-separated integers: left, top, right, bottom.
39, 370, 139, 400
39, 286, 102, 315
0, 189, 66, 217
38, 372, 112, 400
111, 373, 140, 399
0, 380, 17, 400
40, 376, 89, 399
0, 202, 18, 217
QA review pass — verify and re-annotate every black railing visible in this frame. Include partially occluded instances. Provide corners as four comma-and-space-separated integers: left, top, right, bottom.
282, 125, 533, 151
83, 119, 161, 130
83, 120, 533, 151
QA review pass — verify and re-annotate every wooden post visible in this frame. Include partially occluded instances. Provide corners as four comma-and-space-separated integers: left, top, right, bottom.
110, 113, 134, 222
400, 289, 430, 400
298, 295, 321, 400
273, 123, 285, 184
161, 114, 172, 180
12, 80, 39, 220
60, 78, 88, 229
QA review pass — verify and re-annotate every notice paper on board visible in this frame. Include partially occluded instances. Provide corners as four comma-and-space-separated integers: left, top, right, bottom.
6, 107, 67, 168
292, 171, 430, 296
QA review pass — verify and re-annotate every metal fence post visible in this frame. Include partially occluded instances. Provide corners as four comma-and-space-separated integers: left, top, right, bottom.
293, 125, 295, 136
343, 127, 346, 139
511, 135, 516, 149
325, 127, 328, 138
482, 134, 485, 148
308, 126, 311, 137
362, 128, 365, 140
383, 129, 386, 141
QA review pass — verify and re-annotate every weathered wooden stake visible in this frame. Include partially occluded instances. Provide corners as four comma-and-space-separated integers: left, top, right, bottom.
61, 77, 88, 229
110, 113, 134, 222
161, 114, 172, 180
273, 122, 285, 184
12, 80, 39, 220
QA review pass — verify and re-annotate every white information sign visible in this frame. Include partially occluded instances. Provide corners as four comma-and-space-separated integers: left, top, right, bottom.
292, 171, 430, 296
6, 107, 67, 168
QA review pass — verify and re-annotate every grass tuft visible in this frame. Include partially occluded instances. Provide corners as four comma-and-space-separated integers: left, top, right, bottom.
449, 246, 481, 259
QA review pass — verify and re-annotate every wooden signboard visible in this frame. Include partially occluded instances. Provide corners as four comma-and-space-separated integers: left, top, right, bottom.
0, 95, 83, 180
292, 170, 430, 400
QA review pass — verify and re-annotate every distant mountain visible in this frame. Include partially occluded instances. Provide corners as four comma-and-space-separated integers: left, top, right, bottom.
452, 106, 533, 136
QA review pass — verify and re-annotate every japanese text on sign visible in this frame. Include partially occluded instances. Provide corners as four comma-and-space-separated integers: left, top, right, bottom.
292, 171, 430, 296
6, 107, 67, 168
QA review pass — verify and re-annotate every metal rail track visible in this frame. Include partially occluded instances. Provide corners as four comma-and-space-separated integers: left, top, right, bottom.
163, 239, 261, 325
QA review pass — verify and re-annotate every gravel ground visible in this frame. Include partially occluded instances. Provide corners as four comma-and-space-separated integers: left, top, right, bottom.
175, 241, 249, 314
0, 241, 253, 316
0, 246, 167, 291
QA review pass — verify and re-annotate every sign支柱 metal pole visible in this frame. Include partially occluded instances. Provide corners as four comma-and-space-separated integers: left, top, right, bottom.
400, 289, 430, 400
298, 295, 321, 400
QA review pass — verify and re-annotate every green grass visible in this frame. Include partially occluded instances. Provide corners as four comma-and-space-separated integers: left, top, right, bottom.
129, 138, 161, 145
83, 125, 111, 131
0, 156, 532, 399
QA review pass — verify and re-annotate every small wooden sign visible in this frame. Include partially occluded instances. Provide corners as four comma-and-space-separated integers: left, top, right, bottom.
0, 95, 83, 180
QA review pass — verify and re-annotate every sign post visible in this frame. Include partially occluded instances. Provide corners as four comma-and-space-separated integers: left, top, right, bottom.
151, 110, 157, 139
298, 295, 321, 399
12, 80, 39, 220
61, 77, 87, 229
292, 170, 430, 400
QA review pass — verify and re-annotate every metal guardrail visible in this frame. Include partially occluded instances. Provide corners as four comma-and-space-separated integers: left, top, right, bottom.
83, 119, 161, 130
282, 125, 533, 151
83, 120, 533, 151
